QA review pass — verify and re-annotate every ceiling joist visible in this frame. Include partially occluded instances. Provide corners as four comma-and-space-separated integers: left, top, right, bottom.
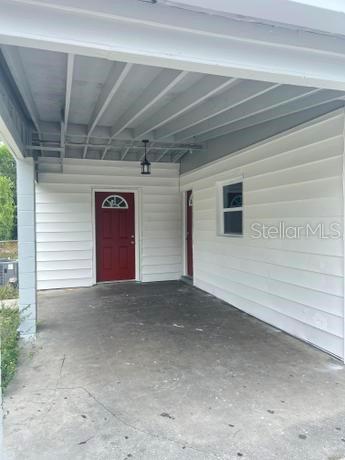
134, 75, 236, 138
63, 54, 74, 137
175, 86, 321, 142
196, 90, 345, 142
154, 80, 278, 140
83, 62, 133, 158
110, 69, 188, 138
1, 45, 41, 135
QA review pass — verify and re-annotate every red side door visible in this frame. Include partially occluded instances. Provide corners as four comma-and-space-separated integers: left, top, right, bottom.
186, 190, 193, 277
96, 192, 135, 282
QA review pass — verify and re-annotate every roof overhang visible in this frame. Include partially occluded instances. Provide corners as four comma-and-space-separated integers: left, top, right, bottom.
1, 0, 345, 168
1, 0, 345, 90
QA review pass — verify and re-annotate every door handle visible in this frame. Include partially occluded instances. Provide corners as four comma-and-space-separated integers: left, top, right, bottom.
130, 241, 135, 245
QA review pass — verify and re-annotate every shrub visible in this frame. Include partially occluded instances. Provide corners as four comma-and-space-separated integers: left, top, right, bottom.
0, 284, 18, 300
0, 307, 20, 389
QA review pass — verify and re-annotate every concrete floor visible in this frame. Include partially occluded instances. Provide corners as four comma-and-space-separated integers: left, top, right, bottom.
3, 281, 345, 460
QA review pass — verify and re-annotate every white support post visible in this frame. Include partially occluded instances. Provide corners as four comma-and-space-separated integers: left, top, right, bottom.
17, 158, 37, 338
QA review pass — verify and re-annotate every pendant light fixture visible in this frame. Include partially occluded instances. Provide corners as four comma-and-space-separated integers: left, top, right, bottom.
141, 139, 151, 175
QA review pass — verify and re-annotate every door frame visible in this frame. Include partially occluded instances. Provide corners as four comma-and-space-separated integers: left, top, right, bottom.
182, 189, 193, 279
92, 187, 141, 284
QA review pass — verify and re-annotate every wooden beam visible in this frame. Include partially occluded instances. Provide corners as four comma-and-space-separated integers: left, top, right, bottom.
155, 80, 277, 139
2, 0, 345, 90
156, 148, 171, 162
1, 45, 41, 134
64, 53, 74, 137
166, 0, 345, 38
134, 76, 235, 137
173, 149, 189, 163
110, 69, 188, 138
26, 145, 63, 152
66, 142, 204, 151
175, 86, 320, 141
38, 122, 134, 141
83, 62, 133, 158
120, 143, 133, 161
195, 89, 345, 142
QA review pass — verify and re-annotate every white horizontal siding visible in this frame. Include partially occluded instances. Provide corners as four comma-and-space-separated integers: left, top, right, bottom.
181, 109, 345, 359
36, 159, 181, 288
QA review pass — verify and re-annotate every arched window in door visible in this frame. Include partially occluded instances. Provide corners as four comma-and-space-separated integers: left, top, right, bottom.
102, 195, 129, 209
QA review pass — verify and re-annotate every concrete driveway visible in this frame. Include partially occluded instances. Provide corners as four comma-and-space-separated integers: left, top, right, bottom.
3, 281, 345, 460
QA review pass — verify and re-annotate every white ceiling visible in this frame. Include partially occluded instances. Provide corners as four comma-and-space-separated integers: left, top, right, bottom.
2, 44, 345, 163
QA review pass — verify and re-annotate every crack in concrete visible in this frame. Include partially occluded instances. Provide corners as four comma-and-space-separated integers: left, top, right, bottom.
44, 385, 223, 459
46, 355, 66, 414
59, 355, 66, 376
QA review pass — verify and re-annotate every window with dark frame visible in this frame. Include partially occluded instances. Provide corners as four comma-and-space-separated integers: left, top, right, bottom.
221, 182, 243, 235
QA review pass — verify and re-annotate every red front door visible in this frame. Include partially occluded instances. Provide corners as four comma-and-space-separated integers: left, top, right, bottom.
186, 190, 193, 277
96, 192, 135, 282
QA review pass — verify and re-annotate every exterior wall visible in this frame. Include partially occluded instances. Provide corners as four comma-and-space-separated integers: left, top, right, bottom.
36, 159, 181, 289
180, 109, 345, 359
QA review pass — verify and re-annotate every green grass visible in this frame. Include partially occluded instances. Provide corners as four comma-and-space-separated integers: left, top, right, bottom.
0, 307, 20, 390
0, 284, 18, 300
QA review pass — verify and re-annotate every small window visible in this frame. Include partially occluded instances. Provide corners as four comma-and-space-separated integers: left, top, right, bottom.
219, 181, 243, 235
102, 195, 128, 209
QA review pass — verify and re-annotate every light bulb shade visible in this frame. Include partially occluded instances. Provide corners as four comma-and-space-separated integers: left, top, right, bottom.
141, 157, 151, 175
141, 139, 151, 175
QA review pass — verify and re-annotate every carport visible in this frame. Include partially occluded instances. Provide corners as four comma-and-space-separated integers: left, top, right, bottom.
1, 0, 345, 397
0, 1, 344, 355
2, 0, 345, 457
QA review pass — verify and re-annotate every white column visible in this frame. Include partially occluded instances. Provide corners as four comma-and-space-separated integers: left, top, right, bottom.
16, 158, 37, 337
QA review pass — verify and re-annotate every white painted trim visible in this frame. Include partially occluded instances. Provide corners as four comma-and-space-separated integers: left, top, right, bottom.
182, 189, 194, 279
91, 187, 141, 284
342, 111, 345, 363
216, 176, 244, 237
165, 0, 345, 38
64, 53, 74, 137
0, 115, 24, 160
182, 190, 187, 277
2, 0, 345, 90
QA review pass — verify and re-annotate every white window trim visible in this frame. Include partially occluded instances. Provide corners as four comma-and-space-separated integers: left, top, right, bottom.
102, 194, 129, 209
217, 177, 244, 237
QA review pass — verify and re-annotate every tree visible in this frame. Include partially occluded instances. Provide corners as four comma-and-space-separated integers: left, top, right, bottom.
0, 176, 15, 241
0, 144, 16, 239
0, 144, 16, 187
